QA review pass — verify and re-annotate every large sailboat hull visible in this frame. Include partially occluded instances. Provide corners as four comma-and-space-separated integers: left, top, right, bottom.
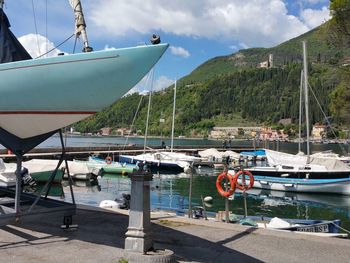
0, 44, 168, 138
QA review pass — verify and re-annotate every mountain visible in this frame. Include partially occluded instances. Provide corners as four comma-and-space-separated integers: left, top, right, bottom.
74, 22, 350, 137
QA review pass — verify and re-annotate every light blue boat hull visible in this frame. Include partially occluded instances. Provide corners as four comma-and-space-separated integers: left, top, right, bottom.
0, 44, 168, 138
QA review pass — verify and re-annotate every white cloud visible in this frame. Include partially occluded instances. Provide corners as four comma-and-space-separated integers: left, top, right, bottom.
169, 46, 190, 58
300, 6, 330, 28
88, 0, 324, 47
103, 45, 116, 50
154, 76, 174, 91
18, 34, 63, 58
126, 74, 174, 95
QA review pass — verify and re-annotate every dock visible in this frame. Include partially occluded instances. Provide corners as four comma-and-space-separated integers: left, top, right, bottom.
1, 205, 349, 263
0, 145, 255, 161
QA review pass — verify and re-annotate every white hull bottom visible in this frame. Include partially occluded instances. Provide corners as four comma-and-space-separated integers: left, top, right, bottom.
236, 178, 350, 195
0, 113, 92, 139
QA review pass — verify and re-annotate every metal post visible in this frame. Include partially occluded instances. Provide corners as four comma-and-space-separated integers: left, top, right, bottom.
188, 171, 193, 219
170, 79, 177, 152
302, 41, 311, 163
59, 130, 75, 204
298, 70, 304, 153
143, 70, 154, 153
14, 153, 23, 215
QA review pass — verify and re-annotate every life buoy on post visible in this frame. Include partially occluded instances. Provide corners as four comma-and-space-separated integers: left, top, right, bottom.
216, 172, 236, 197
105, 156, 112, 164
233, 170, 254, 191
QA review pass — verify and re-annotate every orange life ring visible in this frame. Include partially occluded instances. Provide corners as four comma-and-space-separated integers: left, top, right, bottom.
216, 172, 236, 197
233, 170, 254, 191
105, 156, 112, 164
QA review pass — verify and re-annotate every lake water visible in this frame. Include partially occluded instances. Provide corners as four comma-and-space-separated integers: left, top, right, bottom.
6, 134, 349, 156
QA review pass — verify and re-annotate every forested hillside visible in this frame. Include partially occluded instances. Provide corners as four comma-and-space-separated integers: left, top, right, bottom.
74, 21, 350, 137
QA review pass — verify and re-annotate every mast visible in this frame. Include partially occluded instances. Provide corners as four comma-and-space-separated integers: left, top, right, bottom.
298, 70, 303, 153
302, 41, 310, 163
170, 79, 177, 152
69, 0, 92, 52
143, 71, 154, 154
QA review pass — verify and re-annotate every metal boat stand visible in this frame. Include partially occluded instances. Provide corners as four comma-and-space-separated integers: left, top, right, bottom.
0, 128, 76, 228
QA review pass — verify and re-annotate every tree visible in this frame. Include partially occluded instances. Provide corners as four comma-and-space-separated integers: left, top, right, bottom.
328, 0, 350, 47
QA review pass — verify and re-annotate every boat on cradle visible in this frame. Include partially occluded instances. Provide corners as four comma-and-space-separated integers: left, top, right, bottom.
86, 156, 137, 175
0, 5, 168, 140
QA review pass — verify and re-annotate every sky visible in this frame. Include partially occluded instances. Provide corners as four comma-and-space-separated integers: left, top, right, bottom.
3, 0, 331, 93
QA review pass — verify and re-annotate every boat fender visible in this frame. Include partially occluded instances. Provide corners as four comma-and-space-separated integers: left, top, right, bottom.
105, 156, 112, 164
216, 172, 236, 197
150, 34, 161, 45
233, 170, 254, 191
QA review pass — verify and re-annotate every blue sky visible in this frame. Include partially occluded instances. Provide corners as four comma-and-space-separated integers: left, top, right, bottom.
3, 0, 330, 93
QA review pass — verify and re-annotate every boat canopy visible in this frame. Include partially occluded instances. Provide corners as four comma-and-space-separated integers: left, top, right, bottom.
0, 8, 31, 63
265, 149, 350, 171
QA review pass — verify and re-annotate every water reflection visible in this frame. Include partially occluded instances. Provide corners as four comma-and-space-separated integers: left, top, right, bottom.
24, 169, 350, 232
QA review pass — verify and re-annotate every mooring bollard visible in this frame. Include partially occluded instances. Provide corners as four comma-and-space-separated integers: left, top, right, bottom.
124, 169, 153, 253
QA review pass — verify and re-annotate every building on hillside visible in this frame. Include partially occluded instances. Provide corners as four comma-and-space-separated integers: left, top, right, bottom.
258, 54, 274, 69
116, 128, 132, 136
100, 127, 112, 136
209, 127, 261, 139
312, 124, 326, 139
259, 127, 288, 141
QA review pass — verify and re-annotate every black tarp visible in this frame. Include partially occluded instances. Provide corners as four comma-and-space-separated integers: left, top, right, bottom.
0, 8, 31, 63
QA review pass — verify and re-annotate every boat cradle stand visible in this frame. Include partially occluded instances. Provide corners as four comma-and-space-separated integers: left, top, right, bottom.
0, 128, 76, 228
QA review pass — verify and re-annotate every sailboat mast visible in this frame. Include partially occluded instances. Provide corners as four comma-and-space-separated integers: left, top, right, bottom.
302, 41, 311, 163
69, 0, 92, 52
298, 70, 303, 153
170, 79, 177, 152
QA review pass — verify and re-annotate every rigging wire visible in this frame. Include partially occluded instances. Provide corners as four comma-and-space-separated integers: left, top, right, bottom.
35, 33, 74, 59
122, 95, 144, 150
45, 0, 48, 55
308, 82, 348, 156
73, 36, 78, 54
31, 0, 41, 56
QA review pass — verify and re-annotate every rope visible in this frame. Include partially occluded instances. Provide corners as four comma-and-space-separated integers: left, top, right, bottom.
330, 221, 350, 235
35, 33, 75, 59
73, 35, 78, 54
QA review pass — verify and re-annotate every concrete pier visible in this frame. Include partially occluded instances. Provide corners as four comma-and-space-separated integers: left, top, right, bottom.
1, 205, 350, 263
